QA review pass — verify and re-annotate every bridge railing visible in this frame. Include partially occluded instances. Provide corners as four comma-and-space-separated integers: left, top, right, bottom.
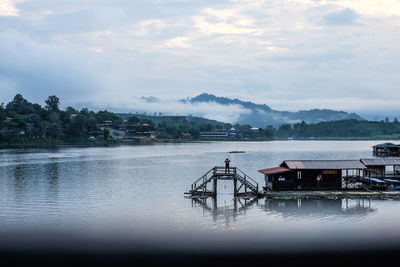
212, 166, 237, 175
191, 168, 214, 191
236, 168, 258, 189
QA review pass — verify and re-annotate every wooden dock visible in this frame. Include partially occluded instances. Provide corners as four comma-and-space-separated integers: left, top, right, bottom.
187, 166, 261, 198
264, 190, 400, 200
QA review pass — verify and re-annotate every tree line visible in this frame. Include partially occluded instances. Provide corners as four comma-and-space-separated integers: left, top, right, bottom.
0, 94, 274, 145
1, 94, 398, 146
271, 119, 400, 139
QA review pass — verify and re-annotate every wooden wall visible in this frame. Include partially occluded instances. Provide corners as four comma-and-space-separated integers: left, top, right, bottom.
270, 169, 342, 191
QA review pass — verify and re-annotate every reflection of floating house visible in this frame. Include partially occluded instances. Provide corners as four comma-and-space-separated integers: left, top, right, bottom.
258, 160, 366, 191
361, 158, 400, 179
373, 143, 400, 157
263, 198, 375, 219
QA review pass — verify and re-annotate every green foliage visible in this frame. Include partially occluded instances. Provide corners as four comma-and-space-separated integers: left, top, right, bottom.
6, 94, 37, 115
45, 95, 60, 112
96, 110, 119, 123
127, 116, 140, 124
272, 119, 400, 139
6, 93, 399, 146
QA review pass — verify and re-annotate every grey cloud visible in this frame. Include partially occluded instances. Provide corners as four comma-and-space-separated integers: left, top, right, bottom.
141, 96, 160, 103
324, 8, 359, 25
0, 32, 104, 104
0, 0, 399, 118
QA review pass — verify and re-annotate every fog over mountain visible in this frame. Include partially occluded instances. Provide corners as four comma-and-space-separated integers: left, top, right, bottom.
181, 93, 364, 127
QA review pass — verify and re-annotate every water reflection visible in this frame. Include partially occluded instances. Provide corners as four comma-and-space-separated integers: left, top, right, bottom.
12, 164, 30, 202
262, 198, 376, 221
1, 142, 399, 236
191, 197, 259, 224
45, 162, 59, 202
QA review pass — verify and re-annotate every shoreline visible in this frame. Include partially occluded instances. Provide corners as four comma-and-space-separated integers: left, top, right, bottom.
187, 190, 400, 200
264, 190, 400, 200
0, 138, 397, 150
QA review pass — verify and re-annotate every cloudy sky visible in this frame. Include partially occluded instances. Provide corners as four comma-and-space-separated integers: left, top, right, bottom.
0, 0, 399, 121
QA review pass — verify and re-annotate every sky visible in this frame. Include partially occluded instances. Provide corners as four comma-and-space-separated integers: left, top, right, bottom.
0, 0, 399, 122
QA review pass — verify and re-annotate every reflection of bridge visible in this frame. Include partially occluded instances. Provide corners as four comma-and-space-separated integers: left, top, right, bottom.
191, 197, 259, 223
262, 198, 376, 221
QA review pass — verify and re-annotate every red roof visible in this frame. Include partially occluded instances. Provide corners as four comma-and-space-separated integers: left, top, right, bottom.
258, 167, 289, 175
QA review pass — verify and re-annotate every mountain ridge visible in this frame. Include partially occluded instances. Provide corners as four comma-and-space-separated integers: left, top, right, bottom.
181, 93, 364, 127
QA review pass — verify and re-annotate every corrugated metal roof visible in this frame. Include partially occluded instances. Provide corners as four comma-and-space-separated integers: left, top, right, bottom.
258, 167, 290, 175
283, 160, 366, 170
360, 158, 400, 166
373, 142, 400, 148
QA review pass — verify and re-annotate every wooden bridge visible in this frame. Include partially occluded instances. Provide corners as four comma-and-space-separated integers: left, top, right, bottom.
187, 166, 261, 198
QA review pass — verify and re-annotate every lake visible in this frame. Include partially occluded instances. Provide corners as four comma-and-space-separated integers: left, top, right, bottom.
1, 140, 400, 254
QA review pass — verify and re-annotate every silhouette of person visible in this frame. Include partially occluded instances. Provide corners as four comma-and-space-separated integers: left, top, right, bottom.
225, 158, 230, 173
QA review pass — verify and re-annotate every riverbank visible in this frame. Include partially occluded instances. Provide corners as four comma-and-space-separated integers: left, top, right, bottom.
0, 137, 119, 149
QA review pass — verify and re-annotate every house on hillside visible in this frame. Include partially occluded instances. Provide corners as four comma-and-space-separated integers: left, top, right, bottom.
200, 131, 229, 138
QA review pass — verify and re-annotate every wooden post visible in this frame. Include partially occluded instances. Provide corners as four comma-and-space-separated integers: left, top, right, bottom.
213, 177, 217, 197
244, 175, 247, 194
234, 178, 237, 196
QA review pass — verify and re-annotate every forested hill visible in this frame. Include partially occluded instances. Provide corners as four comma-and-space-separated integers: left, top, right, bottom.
182, 93, 364, 127
116, 113, 225, 128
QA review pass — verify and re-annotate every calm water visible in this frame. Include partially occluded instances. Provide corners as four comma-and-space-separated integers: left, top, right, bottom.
1, 140, 400, 253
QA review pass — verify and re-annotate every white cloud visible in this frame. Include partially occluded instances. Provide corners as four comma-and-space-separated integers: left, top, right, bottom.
193, 7, 263, 35
90, 98, 252, 124
0, 0, 22, 16
165, 36, 191, 48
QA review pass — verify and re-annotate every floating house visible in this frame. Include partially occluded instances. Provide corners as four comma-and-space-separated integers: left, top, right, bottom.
360, 158, 400, 179
258, 160, 366, 191
373, 143, 400, 157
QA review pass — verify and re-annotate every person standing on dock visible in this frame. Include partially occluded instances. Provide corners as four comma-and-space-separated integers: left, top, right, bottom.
225, 158, 230, 173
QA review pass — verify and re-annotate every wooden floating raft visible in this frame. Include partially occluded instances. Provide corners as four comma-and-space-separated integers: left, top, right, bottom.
186, 166, 262, 198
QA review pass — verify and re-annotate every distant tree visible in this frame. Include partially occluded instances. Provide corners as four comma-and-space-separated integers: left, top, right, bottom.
67, 114, 95, 136
263, 126, 274, 139
189, 128, 200, 139
45, 95, 60, 112
277, 124, 292, 138
33, 116, 50, 139
103, 128, 110, 140
385, 117, 390, 124
0, 103, 5, 125
65, 106, 78, 114
128, 116, 140, 124
6, 94, 36, 115
10, 115, 27, 129
266, 125, 275, 133
80, 108, 90, 117
96, 110, 119, 123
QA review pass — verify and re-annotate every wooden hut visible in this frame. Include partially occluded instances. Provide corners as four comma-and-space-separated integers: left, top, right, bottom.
360, 158, 400, 179
373, 143, 400, 157
258, 160, 366, 191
